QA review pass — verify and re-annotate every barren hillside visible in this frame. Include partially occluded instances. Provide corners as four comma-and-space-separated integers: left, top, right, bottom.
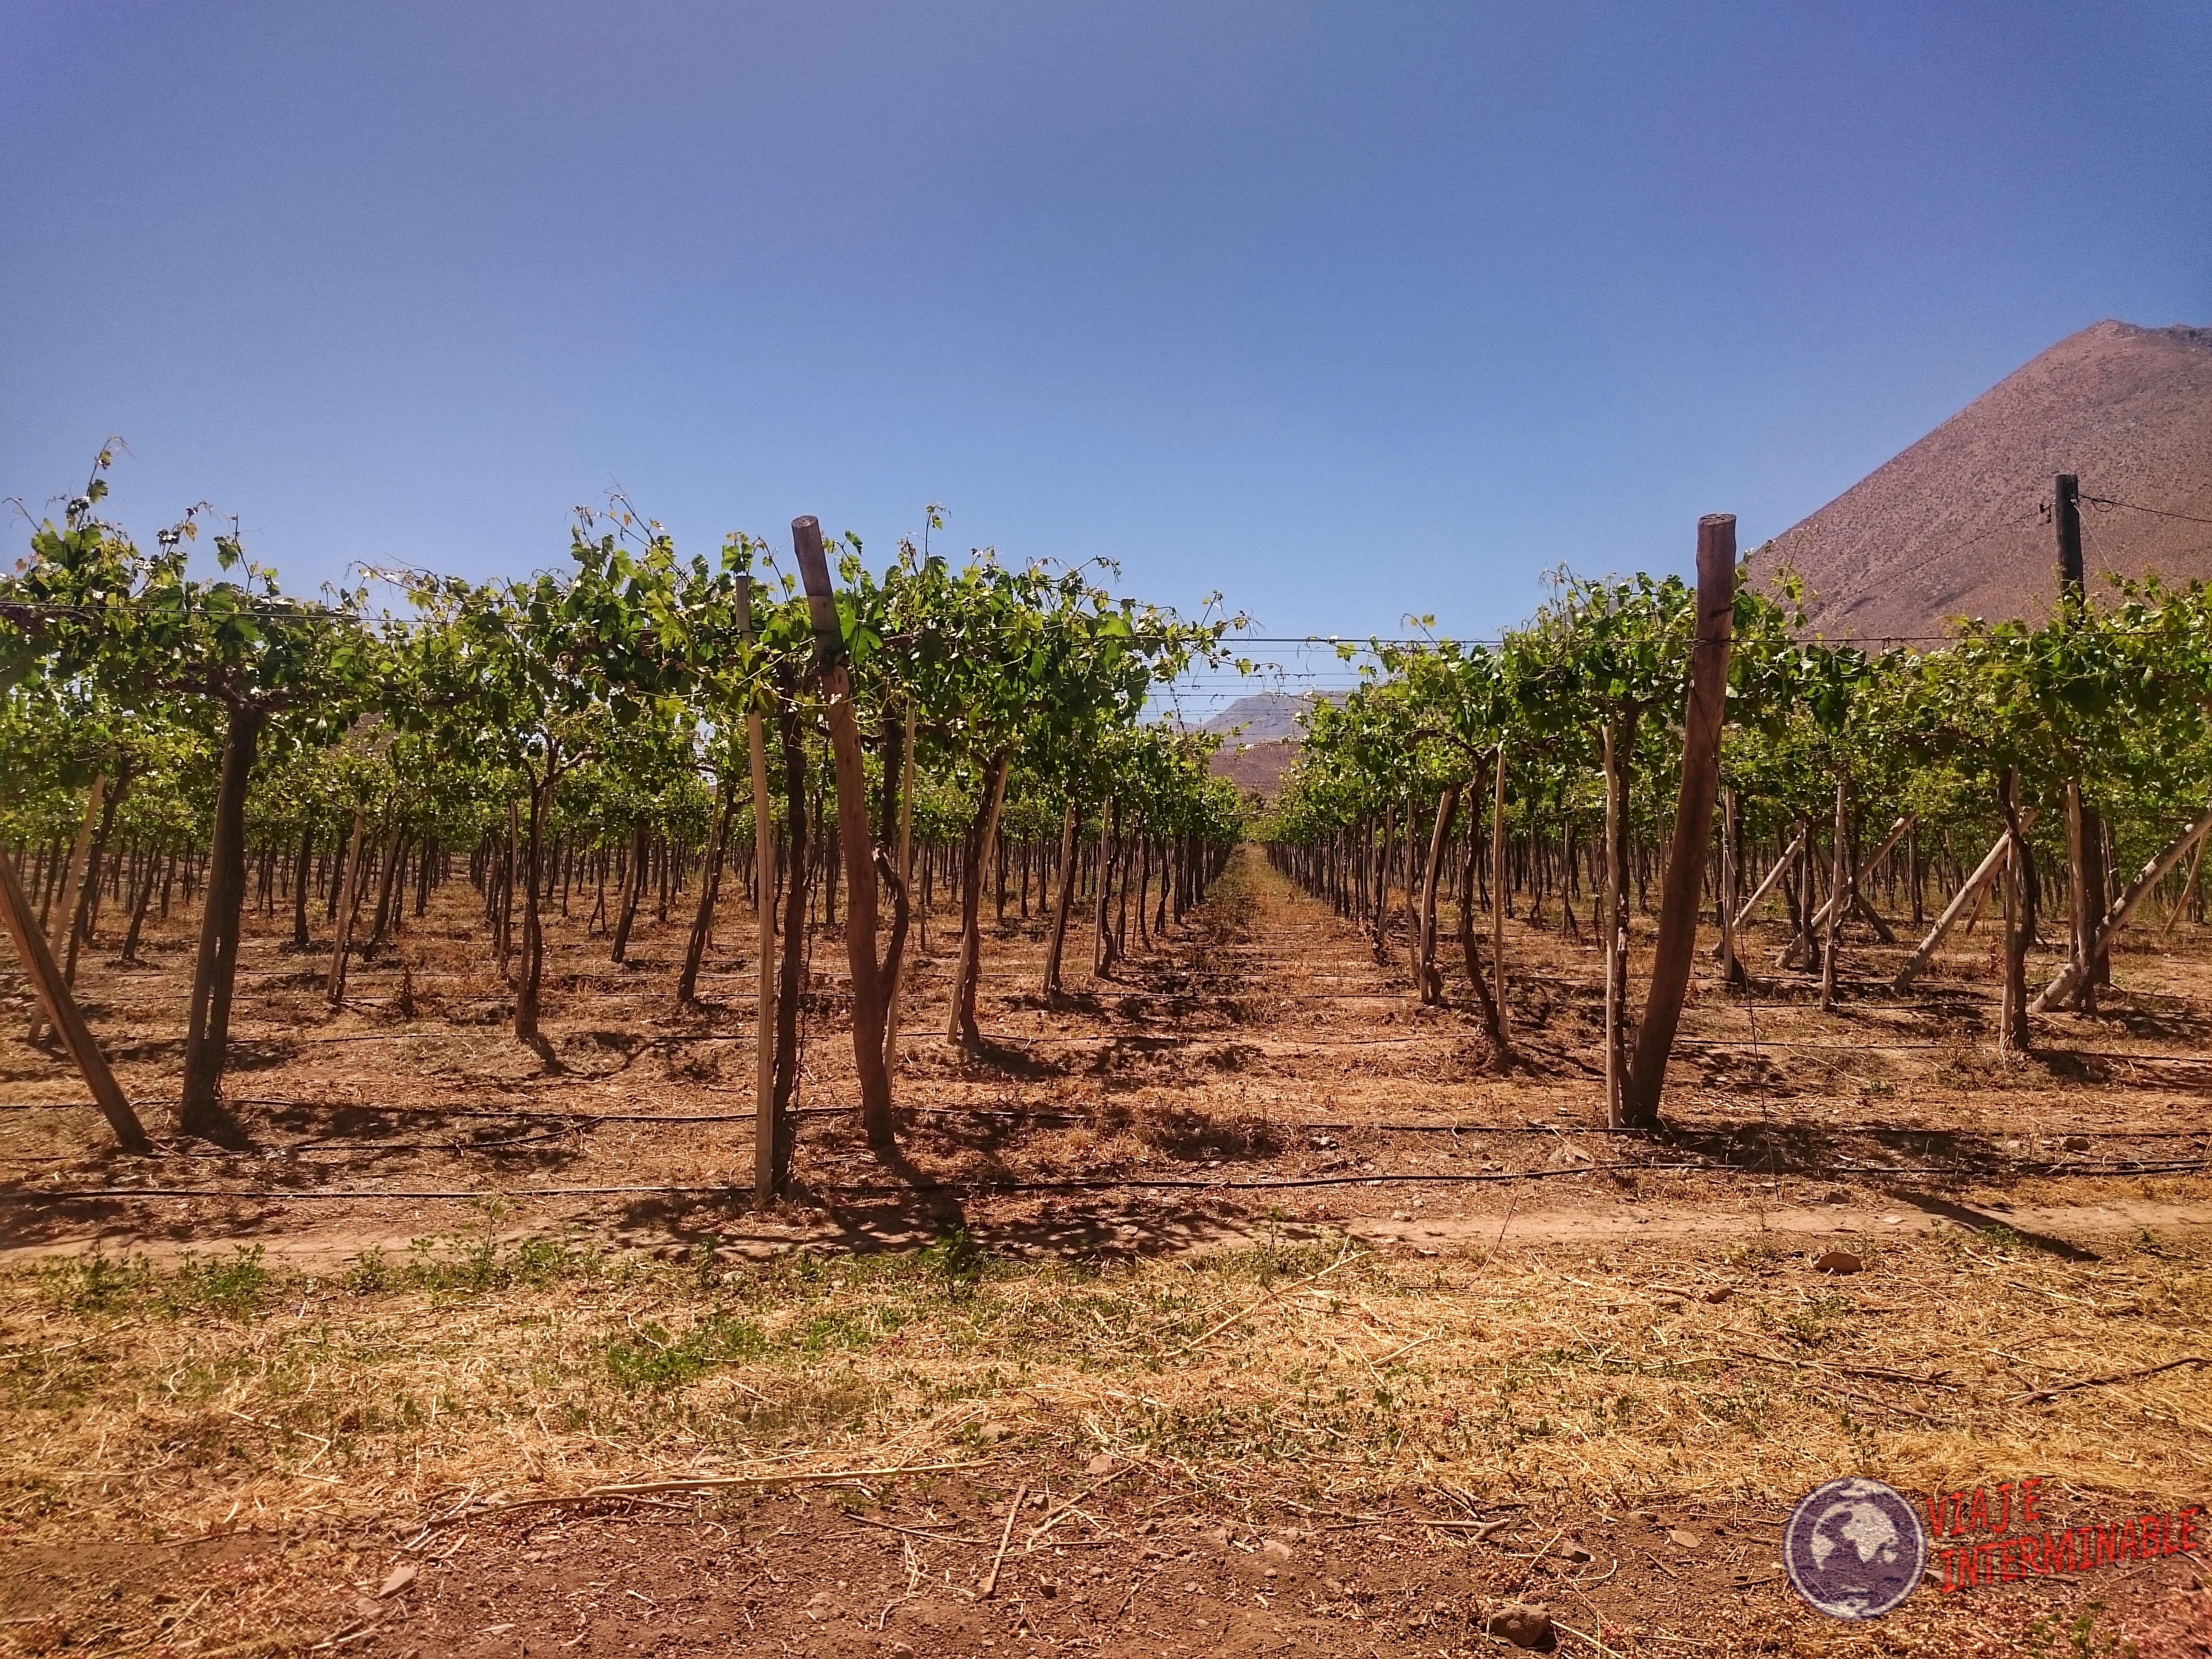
1196, 690, 1332, 796
1772, 319, 2212, 640
1197, 689, 1323, 742
1206, 736, 1299, 795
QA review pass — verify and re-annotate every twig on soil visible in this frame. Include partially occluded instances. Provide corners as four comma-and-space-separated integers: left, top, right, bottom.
1171, 1243, 1364, 1357
1727, 1348, 1949, 1422
415, 1460, 978, 1528
981, 1484, 1026, 1598
834, 1512, 990, 1546
1024, 1475, 1115, 1549
1473, 1181, 1520, 1272
2008, 1355, 2207, 1404
1325, 1512, 1515, 1533
1553, 1615, 1623, 1656
1372, 1328, 1445, 1366
1433, 1516, 1514, 1541
1830, 1363, 1961, 1389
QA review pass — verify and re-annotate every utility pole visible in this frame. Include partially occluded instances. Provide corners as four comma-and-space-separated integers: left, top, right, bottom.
2055, 474, 2084, 600
2055, 473, 2105, 1009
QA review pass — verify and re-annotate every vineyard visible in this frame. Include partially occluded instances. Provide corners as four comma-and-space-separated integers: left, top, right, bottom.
3, 464, 2210, 1657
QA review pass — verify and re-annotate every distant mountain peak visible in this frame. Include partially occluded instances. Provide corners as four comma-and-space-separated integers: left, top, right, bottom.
1195, 690, 1335, 743
1773, 319, 2212, 641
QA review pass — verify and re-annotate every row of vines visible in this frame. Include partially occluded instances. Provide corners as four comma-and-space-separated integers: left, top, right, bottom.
0, 459, 1249, 1178
1262, 520, 2212, 1126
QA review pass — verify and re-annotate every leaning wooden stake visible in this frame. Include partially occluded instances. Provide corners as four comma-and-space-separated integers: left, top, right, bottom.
1800, 815, 1913, 941
2030, 802, 2212, 1014
2163, 833, 2207, 938
792, 516, 897, 1152
1893, 809, 2039, 991
738, 573, 778, 1206
1622, 513, 1736, 1127
0, 849, 150, 1152
1729, 825, 1807, 937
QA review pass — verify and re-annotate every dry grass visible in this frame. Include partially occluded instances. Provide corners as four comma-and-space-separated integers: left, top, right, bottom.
5, 1213, 2207, 1549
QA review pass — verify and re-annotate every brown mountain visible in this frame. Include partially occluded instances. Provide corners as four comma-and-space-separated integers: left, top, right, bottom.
1207, 738, 1299, 797
1771, 320, 2212, 641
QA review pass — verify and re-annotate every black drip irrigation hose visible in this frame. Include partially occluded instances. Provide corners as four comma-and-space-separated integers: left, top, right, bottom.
5, 1154, 2207, 1204
19, 1013, 2209, 1058
6, 1096, 2209, 1141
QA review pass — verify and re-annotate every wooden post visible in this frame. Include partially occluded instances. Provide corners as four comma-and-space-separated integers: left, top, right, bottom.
1623, 513, 1735, 1126
1602, 721, 1628, 1125
0, 833, 151, 1152
2054, 471, 2103, 1012
326, 807, 368, 1007
1372, 804, 1392, 953
1799, 816, 1912, 940
678, 782, 733, 1005
27, 776, 102, 1045
882, 703, 918, 1074
1820, 775, 1848, 1012
2065, 778, 2096, 1013
1489, 744, 1509, 1027
737, 574, 778, 1205
1999, 770, 2032, 1052
948, 754, 1009, 1048
792, 516, 896, 1151
1718, 787, 1741, 987
1417, 787, 1459, 1004
1894, 810, 2040, 990
1042, 801, 1080, 997
2031, 802, 2212, 1012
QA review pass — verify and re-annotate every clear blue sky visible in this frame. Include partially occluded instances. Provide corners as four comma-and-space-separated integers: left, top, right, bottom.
5, 1, 2207, 680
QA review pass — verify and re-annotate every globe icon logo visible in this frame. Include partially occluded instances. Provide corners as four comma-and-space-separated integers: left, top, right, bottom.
1782, 1477, 1927, 1619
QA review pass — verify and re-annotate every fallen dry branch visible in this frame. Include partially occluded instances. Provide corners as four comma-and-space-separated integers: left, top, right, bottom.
981, 1483, 1025, 1598
1725, 1347, 1947, 1421
417, 1460, 980, 1528
836, 1511, 992, 1546
1024, 1474, 1117, 1550
1170, 1243, 1366, 1357
2008, 1355, 2208, 1405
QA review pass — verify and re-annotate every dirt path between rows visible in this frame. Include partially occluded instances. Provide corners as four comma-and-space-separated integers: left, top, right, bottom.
5, 843, 2207, 1276
9, 1193, 2207, 1277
